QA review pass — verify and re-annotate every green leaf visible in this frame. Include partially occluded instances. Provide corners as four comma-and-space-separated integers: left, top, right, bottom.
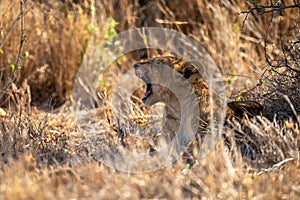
255, 3, 265, 12
104, 17, 119, 41
87, 23, 94, 35
23, 51, 29, 58
11, 64, 15, 72
185, 163, 191, 169
233, 23, 241, 32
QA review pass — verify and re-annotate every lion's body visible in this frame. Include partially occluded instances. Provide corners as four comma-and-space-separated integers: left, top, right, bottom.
134, 57, 263, 155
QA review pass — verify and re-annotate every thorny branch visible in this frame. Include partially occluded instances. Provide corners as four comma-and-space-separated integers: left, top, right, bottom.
240, 1, 300, 30
241, 0, 300, 75
241, 0, 300, 15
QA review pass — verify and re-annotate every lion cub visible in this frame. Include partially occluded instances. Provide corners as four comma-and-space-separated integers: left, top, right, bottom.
133, 57, 263, 156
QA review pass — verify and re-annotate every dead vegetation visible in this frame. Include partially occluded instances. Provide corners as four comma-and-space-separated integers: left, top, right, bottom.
0, 0, 300, 199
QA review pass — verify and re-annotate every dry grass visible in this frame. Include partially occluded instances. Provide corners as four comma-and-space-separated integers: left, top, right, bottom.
0, 0, 300, 199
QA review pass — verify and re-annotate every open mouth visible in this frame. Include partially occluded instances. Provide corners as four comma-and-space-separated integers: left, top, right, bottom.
142, 83, 152, 101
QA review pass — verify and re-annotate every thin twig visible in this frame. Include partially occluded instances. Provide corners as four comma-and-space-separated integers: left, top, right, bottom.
256, 157, 294, 175
282, 94, 300, 126
263, 6, 274, 68
0, 0, 27, 101
0, 12, 22, 50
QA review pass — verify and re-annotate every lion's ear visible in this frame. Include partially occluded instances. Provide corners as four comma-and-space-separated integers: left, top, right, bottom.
176, 62, 198, 80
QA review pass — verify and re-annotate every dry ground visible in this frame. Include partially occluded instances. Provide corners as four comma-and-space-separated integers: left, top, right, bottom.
0, 0, 300, 199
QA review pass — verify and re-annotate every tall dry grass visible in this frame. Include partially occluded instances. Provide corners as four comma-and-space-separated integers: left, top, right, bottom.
0, 1, 106, 108
1, 0, 298, 108
0, 0, 299, 199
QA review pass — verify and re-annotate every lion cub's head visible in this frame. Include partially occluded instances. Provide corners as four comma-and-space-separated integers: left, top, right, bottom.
134, 60, 180, 107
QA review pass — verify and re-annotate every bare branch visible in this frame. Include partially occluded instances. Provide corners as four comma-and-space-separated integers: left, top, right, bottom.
240, 1, 300, 15
0, 0, 28, 101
